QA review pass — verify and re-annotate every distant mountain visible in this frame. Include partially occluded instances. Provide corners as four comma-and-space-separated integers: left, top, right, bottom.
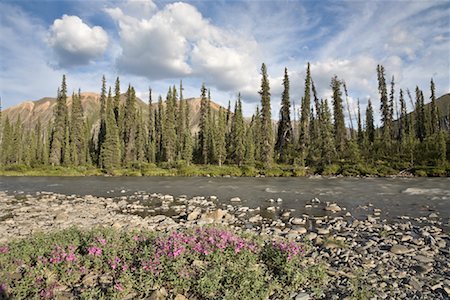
1, 92, 224, 133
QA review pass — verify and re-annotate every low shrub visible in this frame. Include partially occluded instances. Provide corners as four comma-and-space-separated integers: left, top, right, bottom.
0, 227, 325, 299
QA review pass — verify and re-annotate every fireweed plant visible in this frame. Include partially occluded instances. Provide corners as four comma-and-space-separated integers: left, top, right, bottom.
0, 226, 326, 299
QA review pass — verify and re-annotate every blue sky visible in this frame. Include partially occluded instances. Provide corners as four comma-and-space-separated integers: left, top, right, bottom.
1, 0, 449, 124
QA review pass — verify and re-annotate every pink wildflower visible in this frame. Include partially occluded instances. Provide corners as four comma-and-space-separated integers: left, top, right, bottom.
87, 246, 102, 257
114, 283, 124, 292
0, 246, 9, 254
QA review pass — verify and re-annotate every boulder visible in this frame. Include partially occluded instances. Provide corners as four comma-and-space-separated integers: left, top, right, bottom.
390, 244, 412, 255
324, 203, 342, 213
187, 208, 202, 221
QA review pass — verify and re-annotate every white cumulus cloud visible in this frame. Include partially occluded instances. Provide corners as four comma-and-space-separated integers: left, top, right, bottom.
48, 15, 109, 67
105, 1, 260, 99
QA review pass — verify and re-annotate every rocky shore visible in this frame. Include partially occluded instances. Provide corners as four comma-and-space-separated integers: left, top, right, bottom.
0, 191, 449, 299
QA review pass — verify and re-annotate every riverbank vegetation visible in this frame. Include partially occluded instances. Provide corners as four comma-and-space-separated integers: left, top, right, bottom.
0, 63, 449, 176
1, 161, 449, 177
0, 227, 326, 299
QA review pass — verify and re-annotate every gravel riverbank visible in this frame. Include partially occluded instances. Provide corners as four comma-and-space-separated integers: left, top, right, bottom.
0, 191, 449, 299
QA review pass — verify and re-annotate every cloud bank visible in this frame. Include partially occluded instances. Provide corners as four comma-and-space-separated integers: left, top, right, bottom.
48, 15, 109, 67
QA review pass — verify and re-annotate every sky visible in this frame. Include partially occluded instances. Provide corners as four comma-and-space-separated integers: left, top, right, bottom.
0, 0, 449, 124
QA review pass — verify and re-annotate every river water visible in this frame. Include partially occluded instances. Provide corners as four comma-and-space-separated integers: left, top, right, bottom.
1, 176, 449, 223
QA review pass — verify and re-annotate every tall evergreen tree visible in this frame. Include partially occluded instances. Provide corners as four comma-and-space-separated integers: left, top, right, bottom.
182, 97, 193, 164
97, 75, 107, 164
122, 85, 137, 164
259, 63, 273, 166
70, 90, 85, 166
244, 116, 256, 165
275, 67, 293, 163
156, 95, 164, 162
366, 99, 375, 144
176, 81, 186, 160
147, 89, 156, 163
230, 94, 245, 166
199, 84, 210, 164
135, 110, 146, 164
331, 76, 346, 156
415, 86, 426, 142
100, 88, 121, 169
50, 76, 68, 166
163, 87, 177, 163
357, 99, 363, 147
399, 89, 407, 144
298, 63, 311, 164
377, 65, 393, 145
320, 99, 335, 165
114, 77, 121, 124
430, 79, 439, 134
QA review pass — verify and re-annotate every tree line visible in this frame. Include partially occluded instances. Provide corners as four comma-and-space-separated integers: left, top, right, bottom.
0, 63, 449, 174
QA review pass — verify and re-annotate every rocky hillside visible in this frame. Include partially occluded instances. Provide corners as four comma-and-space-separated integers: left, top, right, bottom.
1, 92, 224, 132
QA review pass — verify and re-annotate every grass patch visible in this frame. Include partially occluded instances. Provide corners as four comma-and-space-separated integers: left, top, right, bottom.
0, 227, 326, 299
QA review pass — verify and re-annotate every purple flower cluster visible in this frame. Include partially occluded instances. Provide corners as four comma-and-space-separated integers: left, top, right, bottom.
271, 240, 304, 260
87, 246, 102, 257
0, 246, 9, 254
49, 245, 77, 264
154, 228, 257, 259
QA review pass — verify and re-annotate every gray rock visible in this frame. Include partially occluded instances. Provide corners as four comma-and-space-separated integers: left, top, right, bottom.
295, 292, 310, 300
148, 287, 168, 300
428, 212, 438, 218
187, 208, 202, 221
291, 227, 307, 235
305, 232, 318, 240
291, 217, 305, 225
325, 203, 342, 213
317, 228, 330, 235
413, 255, 434, 264
390, 244, 412, 255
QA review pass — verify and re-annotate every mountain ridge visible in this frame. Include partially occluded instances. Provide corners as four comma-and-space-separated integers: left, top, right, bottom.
1, 92, 225, 133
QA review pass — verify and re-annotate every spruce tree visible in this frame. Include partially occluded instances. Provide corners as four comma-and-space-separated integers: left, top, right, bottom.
182, 97, 193, 164
275, 67, 293, 163
259, 63, 273, 166
70, 90, 85, 166
430, 79, 439, 134
156, 95, 164, 162
357, 99, 364, 147
331, 76, 346, 156
298, 63, 311, 164
366, 99, 375, 144
176, 81, 186, 160
199, 84, 209, 164
100, 88, 121, 169
97, 75, 107, 165
399, 89, 407, 144
320, 99, 335, 165
377, 65, 393, 145
123, 85, 137, 164
147, 89, 156, 163
415, 87, 426, 142
50, 76, 68, 166
164, 87, 177, 164
114, 77, 121, 124
135, 110, 146, 164
231, 94, 245, 166
244, 116, 256, 165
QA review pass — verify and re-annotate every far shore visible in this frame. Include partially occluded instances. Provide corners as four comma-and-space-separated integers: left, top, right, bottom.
1, 163, 449, 177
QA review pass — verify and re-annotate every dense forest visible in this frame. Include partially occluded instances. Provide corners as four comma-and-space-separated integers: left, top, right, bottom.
0, 63, 449, 176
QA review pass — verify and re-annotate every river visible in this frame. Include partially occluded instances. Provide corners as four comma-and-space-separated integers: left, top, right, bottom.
1, 176, 449, 224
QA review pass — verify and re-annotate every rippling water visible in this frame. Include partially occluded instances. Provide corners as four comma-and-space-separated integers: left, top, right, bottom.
1, 176, 449, 221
